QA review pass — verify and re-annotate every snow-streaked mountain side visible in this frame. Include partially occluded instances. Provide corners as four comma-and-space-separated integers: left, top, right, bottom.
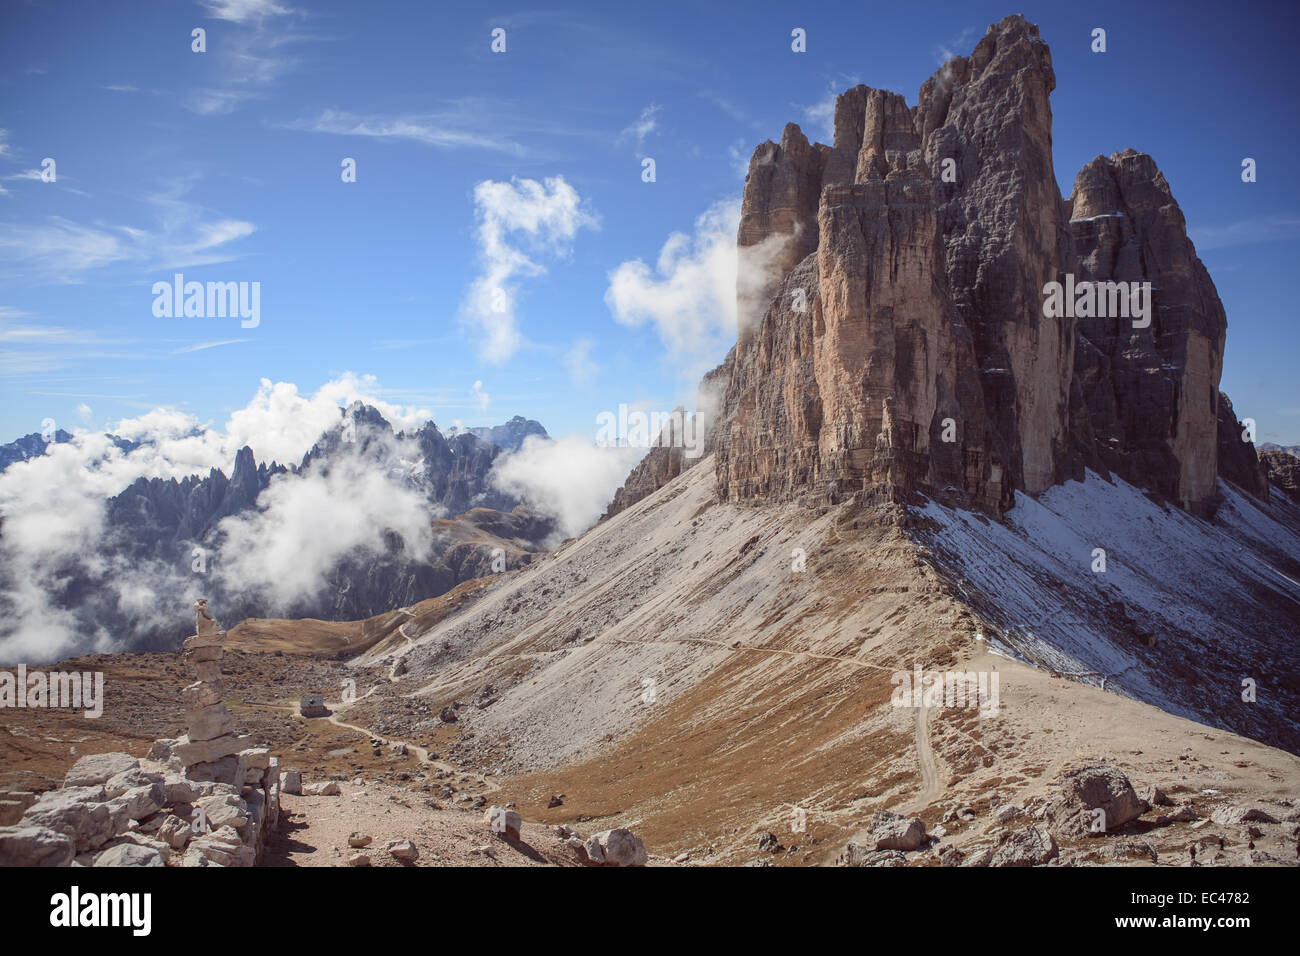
914, 473, 1300, 753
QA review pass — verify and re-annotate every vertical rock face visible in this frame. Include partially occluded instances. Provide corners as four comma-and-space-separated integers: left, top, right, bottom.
717, 15, 1057, 511
810, 161, 985, 507
922, 17, 1074, 497
1068, 149, 1228, 514
737, 123, 825, 275
708, 13, 1259, 516
716, 254, 824, 501
1217, 392, 1270, 499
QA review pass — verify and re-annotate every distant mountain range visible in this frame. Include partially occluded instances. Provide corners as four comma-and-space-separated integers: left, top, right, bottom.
1260, 444, 1300, 504
0, 407, 553, 654
457, 415, 550, 453
1260, 441, 1300, 459
0, 428, 143, 471
0, 429, 72, 471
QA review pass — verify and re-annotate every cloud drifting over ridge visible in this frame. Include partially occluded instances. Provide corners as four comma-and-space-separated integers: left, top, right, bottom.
604, 199, 790, 379
0, 371, 645, 663
213, 448, 435, 610
491, 434, 642, 539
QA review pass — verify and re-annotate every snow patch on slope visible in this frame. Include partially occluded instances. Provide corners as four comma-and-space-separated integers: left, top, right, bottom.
914, 471, 1300, 752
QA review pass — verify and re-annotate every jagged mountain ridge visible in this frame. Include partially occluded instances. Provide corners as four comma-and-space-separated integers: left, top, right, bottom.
459, 415, 550, 453
106, 403, 539, 557
0, 429, 142, 472
1261, 442, 1300, 458
1261, 448, 1300, 504
0, 429, 73, 471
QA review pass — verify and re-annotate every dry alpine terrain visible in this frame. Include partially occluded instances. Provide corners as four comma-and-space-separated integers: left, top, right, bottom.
4, 453, 1297, 867
2, 14, 1298, 870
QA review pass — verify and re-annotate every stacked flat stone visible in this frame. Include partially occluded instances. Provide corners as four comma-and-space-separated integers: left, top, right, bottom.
170, 598, 281, 861
174, 599, 250, 786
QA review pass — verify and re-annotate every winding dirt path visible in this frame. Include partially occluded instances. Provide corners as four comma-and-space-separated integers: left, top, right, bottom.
606, 635, 907, 674
903, 701, 940, 814
325, 701, 502, 794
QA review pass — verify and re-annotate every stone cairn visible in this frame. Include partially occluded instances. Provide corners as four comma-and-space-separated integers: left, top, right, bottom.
0, 598, 282, 867
171, 598, 281, 862
176, 598, 251, 785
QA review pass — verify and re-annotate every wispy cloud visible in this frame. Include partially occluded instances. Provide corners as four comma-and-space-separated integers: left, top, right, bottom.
1190, 215, 1300, 251
0, 179, 255, 282
0, 343, 159, 378
187, 0, 309, 115
698, 91, 761, 129
0, 214, 254, 281
563, 338, 597, 385
618, 104, 661, 148
200, 0, 293, 22
0, 310, 117, 347
0, 308, 153, 376
28, 391, 151, 403
801, 74, 861, 145
373, 335, 456, 351
190, 88, 264, 116
172, 338, 249, 354
0, 219, 133, 277
935, 25, 980, 64
282, 107, 528, 155
728, 139, 751, 181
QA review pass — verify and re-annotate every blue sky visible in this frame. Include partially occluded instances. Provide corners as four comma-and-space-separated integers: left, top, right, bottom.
2, 0, 1298, 453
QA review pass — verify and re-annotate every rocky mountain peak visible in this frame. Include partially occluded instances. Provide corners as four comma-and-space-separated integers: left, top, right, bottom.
465, 416, 549, 453
708, 14, 1260, 518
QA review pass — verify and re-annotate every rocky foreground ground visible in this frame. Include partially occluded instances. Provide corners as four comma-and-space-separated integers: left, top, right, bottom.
2, 590, 1297, 867
0, 626, 668, 867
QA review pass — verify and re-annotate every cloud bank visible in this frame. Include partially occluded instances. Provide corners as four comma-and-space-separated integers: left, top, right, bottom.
0, 374, 438, 663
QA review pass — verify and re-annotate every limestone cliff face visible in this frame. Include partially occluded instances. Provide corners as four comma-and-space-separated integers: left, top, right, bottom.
736, 123, 826, 299
1068, 149, 1228, 513
921, 19, 1075, 498
717, 15, 1061, 512
707, 13, 1258, 517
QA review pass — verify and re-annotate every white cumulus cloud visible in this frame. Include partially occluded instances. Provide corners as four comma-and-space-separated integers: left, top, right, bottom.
604, 199, 790, 378
0, 373, 437, 662
464, 176, 598, 364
